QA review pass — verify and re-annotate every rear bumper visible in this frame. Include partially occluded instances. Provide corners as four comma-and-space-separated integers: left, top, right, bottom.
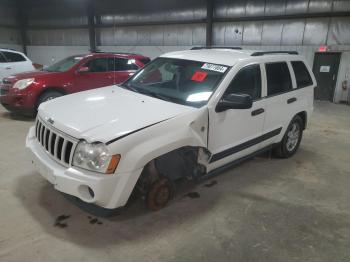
25, 126, 142, 209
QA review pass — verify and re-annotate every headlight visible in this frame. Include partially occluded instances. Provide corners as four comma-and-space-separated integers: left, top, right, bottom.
73, 141, 120, 174
13, 78, 35, 90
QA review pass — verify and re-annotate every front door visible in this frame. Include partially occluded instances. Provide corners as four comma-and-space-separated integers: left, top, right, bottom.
313, 52, 341, 102
207, 64, 265, 172
74, 57, 116, 92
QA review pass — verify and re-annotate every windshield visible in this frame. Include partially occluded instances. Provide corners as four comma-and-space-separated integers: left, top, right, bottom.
44, 56, 84, 72
121, 57, 229, 107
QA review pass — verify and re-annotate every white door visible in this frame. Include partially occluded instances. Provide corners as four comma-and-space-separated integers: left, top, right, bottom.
207, 64, 266, 172
259, 61, 297, 149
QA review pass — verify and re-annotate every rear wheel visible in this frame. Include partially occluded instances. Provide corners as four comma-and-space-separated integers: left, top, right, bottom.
274, 115, 303, 158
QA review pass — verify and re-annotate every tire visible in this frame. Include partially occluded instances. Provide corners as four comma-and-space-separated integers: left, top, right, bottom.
274, 115, 303, 158
37, 91, 63, 109
146, 177, 174, 211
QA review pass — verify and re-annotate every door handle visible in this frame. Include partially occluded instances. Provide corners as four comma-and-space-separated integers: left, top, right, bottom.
5, 67, 11, 70
251, 108, 265, 116
287, 97, 297, 104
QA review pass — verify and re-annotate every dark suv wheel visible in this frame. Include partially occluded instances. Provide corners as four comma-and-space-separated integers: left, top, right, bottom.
274, 115, 303, 158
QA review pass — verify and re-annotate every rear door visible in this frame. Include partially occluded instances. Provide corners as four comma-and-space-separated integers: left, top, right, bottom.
1, 51, 33, 76
0, 52, 8, 80
207, 64, 266, 171
259, 61, 297, 148
113, 57, 139, 84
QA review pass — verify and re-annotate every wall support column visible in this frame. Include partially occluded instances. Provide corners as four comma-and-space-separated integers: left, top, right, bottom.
206, 0, 214, 47
87, 0, 97, 52
16, 0, 28, 54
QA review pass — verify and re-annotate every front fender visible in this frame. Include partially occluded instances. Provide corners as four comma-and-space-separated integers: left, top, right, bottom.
109, 107, 209, 174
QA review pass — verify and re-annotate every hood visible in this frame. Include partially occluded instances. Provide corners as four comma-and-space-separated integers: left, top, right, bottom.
39, 86, 195, 143
5, 70, 61, 83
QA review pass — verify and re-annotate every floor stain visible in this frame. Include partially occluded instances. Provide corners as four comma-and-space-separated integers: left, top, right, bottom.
204, 180, 218, 188
184, 192, 200, 199
88, 216, 103, 225
54, 214, 70, 228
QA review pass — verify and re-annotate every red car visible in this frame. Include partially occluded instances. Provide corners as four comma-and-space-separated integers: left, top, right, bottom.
0, 52, 150, 116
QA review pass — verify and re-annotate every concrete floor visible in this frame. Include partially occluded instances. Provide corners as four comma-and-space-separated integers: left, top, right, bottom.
0, 101, 349, 262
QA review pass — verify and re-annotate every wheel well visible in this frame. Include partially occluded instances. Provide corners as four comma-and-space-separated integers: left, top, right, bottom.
296, 111, 307, 130
36, 87, 66, 109
136, 147, 205, 192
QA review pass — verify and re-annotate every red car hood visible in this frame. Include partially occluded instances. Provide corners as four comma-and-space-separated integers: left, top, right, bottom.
4, 70, 61, 83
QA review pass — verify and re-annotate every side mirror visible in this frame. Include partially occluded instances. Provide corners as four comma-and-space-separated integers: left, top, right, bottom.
77, 66, 90, 73
216, 93, 253, 112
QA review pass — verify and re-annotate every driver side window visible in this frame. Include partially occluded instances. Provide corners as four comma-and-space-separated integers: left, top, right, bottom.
224, 64, 261, 100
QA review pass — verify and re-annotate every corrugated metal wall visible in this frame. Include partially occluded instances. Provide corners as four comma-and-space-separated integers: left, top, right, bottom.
213, 18, 350, 46
1, 0, 350, 102
0, 0, 21, 48
17, 0, 350, 47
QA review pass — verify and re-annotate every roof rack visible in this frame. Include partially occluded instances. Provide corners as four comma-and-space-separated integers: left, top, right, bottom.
191, 46, 242, 50
251, 51, 298, 56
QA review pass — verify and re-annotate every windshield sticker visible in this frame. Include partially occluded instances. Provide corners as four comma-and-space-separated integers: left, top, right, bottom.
201, 63, 228, 73
191, 71, 208, 82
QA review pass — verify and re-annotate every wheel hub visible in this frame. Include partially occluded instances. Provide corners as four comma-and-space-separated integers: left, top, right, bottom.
286, 123, 300, 151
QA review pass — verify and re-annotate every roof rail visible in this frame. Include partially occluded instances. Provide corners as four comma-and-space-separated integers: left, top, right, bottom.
251, 51, 298, 56
0, 47, 16, 51
93, 51, 142, 56
191, 46, 242, 50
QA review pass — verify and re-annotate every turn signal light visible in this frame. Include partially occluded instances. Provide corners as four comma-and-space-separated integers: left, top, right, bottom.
106, 154, 121, 174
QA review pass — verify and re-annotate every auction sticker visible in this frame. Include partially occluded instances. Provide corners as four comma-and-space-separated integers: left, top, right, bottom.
201, 63, 228, 73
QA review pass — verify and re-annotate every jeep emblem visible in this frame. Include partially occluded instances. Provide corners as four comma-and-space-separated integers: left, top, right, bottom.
47, 118, 54, 125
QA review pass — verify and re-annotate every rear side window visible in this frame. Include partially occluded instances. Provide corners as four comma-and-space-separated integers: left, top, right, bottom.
291, 61, 313, 88
224, 64, 261, 100
115, 58, 139, 71
2, 51, 26, 62
266, 62, 292, 96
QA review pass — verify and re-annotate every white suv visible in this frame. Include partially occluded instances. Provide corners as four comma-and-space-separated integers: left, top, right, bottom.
0, 48, 35, 81
26, 48, 316, 214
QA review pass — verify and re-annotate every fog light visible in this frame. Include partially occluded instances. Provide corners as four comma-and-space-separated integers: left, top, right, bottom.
78, 185, 95, 201
88, 187, 95, 198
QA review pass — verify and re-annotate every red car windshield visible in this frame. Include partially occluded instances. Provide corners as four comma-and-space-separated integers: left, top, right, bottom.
44, 56, 84, 72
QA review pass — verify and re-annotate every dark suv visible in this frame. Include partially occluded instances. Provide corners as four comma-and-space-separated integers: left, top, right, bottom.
0, 52, 150, 116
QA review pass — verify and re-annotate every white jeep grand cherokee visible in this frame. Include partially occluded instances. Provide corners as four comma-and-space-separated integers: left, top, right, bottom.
26, 48, 316, 213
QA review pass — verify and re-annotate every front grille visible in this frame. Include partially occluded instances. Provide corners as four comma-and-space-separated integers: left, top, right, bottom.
0, 87, 9, 95
35, 117, 78, 167
2, 79, 12, 85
